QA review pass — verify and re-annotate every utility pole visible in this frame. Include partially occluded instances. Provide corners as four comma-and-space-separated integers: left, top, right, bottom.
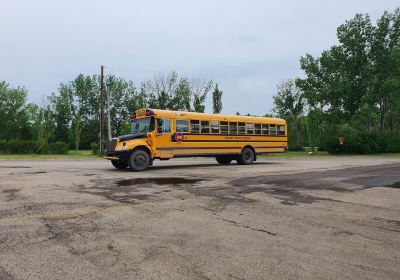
100, 65, 104, 153
107, 80, 112, 141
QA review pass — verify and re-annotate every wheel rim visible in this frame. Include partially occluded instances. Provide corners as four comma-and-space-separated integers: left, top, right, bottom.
134, 155, 146, 166
244, 152, 251, 161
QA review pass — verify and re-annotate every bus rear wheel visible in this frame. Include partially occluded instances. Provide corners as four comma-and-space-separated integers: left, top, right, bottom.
128, 149, 150, 171
111, 160, 128, 169
237, 147, 255, 165
216, 156, 232, 165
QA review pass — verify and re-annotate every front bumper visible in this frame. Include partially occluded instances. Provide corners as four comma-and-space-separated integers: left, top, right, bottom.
104, 150, 130, 161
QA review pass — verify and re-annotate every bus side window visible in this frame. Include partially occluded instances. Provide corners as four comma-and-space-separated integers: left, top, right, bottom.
191, 120, 200, 133
176, 119, 189, 133
262, 124, 269, 135
229, 122, 237, 134
270, 124, 277, 135
246, 123, 254, 134
157, 119, 171, 134
278, 125, 285, 136
255, 124, 262, 135
220, 121, 228, 134
211, 121, 219, 134
238, 122, 246, 134
201, 121, 209, 133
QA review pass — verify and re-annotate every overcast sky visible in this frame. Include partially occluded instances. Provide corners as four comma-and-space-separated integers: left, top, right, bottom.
1, 0, 399, 115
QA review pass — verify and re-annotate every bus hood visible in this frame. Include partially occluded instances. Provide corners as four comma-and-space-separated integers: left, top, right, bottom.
118, 133, 147, 141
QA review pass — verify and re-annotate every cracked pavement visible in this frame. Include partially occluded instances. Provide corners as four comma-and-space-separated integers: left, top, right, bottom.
0, 157, 400, 279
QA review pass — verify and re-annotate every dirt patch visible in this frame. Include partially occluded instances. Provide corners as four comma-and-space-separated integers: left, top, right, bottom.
116, 177, 203, 187
268, 188, 336, 204
0, 166, 31, 169
2, 188, 20, 201
8, 171, 48, 175
373, 218, 400, 228
77, 177, 204, 204
79, 173, 343, 206
0, 202, 79, 221
0, 266, 14, 280
76, 164, 400, 206
227, 163, 400, 205
41, 214, 122, 266
43, 215, 99, 243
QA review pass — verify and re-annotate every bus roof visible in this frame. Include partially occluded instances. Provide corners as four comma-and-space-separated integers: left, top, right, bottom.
143, 108, 286, 124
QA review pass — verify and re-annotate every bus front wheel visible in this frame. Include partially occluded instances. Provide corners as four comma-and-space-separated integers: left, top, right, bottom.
216, 156, 232, 165
111, 160, 128, 169
237, 147, 255, 165
128, 149, 150, 171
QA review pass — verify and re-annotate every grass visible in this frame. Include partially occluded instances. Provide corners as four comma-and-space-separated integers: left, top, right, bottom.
266, 151, 400, 158
358, 153, 400, 157
266, 151, 331, 158
0, 150, 101, 159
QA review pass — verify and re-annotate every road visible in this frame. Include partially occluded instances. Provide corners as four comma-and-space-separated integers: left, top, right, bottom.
0, 157, 400, 280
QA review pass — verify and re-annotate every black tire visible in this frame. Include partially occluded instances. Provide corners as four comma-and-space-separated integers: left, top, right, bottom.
237, 147, 255, 165
128, 149, 150, 171
216, 156, 232, 165
111, 160, 128, 169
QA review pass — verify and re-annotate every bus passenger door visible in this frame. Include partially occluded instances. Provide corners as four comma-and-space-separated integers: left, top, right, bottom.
155, 118, 174, 158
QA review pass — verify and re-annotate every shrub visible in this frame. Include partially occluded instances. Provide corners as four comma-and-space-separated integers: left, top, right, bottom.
0, 140, 70, 154
90, 142, 99, 155
0, 139, 7, 153
327, 132, 400, 154
6, 139, 39, 154
288, 145, 302, 151
47, 141, 69, 154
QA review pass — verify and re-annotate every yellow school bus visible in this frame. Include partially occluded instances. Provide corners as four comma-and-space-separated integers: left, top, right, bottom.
105, 108, 287, 171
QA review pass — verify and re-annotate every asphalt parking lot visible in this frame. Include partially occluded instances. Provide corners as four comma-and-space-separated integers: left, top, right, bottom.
0, 157, 399, 280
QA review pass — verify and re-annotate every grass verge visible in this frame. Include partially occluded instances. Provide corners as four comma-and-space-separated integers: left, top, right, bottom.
0, 150, 100, 159
265, 151, 400, 158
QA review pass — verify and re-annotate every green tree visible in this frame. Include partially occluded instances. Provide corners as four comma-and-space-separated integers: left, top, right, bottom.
297, 14, 372, 123
171, 78, 192, 111
106, 76, 139, 137
295, 8, 400, 153
49, 85, 73, 143
72, 113, 82, 151
145, 71, 178, 109
36, 104, 56, 152
0, 81, 31, 140
0, 70, 219, 150
192, 79, 213, 113
369, 9, 400, 132
212, 83, 223, 114
273, 79, 304, 147
65, 74, 100, 149
143, 71, 213, 112
24, 103, 41, 140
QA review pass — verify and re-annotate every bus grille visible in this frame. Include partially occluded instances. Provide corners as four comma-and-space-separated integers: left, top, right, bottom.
106, 139, 117, 152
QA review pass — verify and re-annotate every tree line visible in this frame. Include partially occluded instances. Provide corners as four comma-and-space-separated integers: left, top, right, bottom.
273, 9, 400, 153
2, 9, 400, 155
0, 71, 223, 152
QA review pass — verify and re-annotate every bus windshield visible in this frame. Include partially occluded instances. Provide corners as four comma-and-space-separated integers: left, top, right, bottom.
131, 117, 153, 134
